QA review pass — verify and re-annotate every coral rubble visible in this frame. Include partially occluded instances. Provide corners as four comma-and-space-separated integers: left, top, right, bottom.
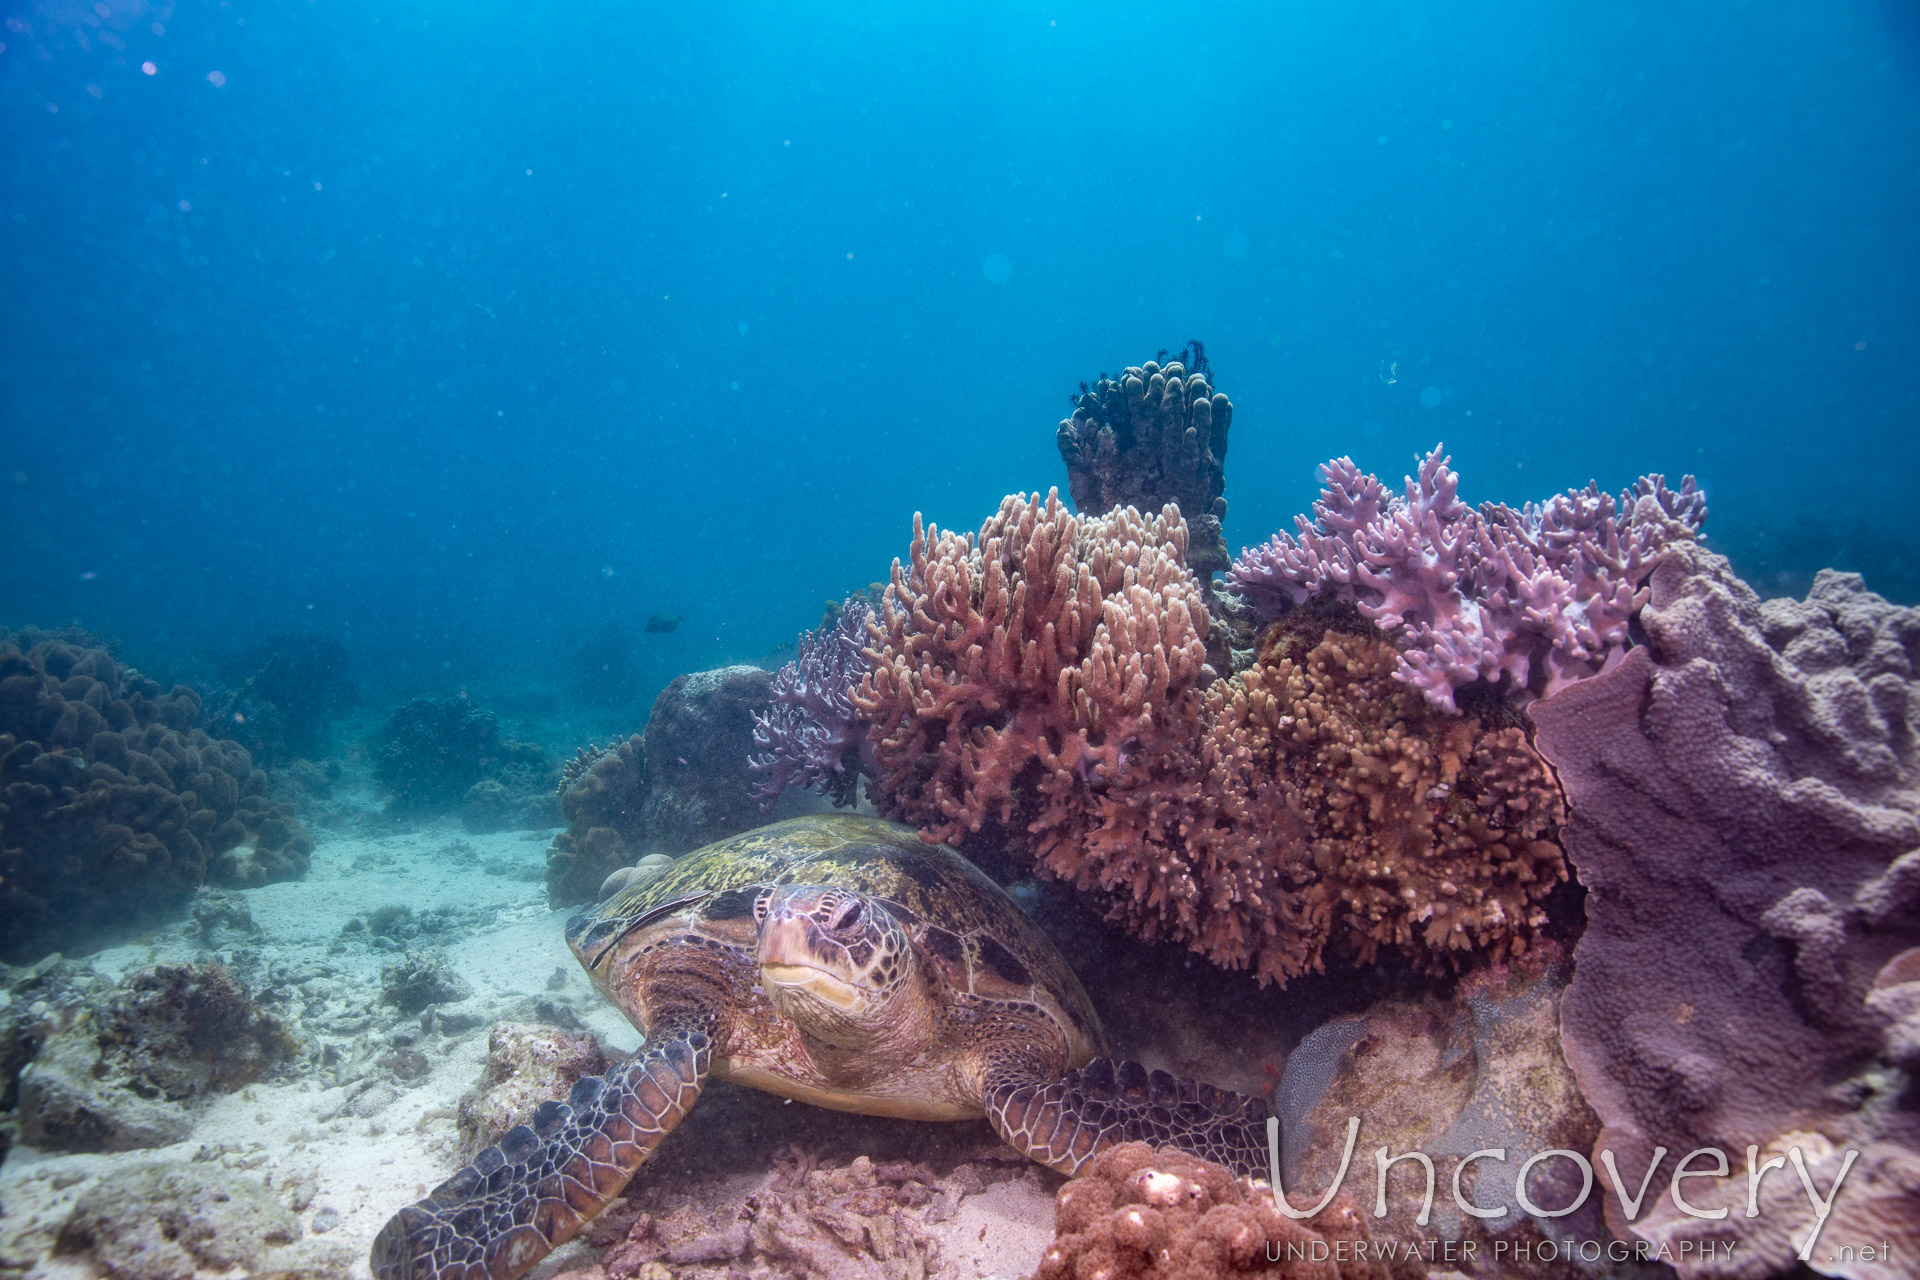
379, 948, 474, 1016
1528, 544, 1920, 1278
18, 961, 297, 1152
599, 1142, 1035, 1280
1229, 447, 1706, 712
55, 1161, 348, 1280
0, 632, 313, 958
751, 600, 873, 809
856, 494, 1565, 986
1035, 1142, 1424, 1280
1057, 345, 1235, 578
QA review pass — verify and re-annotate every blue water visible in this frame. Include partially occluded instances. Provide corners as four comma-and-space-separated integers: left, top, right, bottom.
4, 0, 1917, 701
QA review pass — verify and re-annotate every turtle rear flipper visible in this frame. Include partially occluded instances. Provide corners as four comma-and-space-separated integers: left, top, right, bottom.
986, 1057, 1270, 1179
370, 1029, 711, 1280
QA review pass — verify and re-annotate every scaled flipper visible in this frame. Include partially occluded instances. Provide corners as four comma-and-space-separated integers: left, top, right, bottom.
370, 1029, 710, 1280
986, 1057, 1270, 1179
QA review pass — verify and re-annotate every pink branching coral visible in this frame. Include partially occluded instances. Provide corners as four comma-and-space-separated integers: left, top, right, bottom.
853, 490, 1212, 849
1229, 446, 1706, 712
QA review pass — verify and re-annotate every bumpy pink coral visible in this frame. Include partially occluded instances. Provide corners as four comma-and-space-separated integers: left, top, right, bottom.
1229, 446, 1705, 712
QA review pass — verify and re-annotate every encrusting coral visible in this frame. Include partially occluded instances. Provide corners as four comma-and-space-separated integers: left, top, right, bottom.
1229, 447, 1705, 712
1056, 343, 1234, 578
1035, 1142, 1426, 1280
0, 631, 313, 958
855, 495, 1566, 986
1528, 544, 1920, 1278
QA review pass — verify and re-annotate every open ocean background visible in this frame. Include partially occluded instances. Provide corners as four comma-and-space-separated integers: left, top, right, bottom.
4, 0, 1917, 711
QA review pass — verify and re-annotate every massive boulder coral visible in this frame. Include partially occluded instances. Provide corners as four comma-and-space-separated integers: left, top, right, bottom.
1035, 1142, 1425, 1280
1229, 447, 1705, 712
1528, 545, 1920, 1279
545, 666, 784, 906
1057, 343, 1235, 577
0, 632, 313, 958
857, 497, 1566, 986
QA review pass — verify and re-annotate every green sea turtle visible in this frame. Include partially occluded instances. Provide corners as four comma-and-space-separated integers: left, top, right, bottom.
371, 814, 1268, 1280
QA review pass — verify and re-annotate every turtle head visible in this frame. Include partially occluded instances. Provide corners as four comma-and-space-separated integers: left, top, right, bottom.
756, 885, 914, 1044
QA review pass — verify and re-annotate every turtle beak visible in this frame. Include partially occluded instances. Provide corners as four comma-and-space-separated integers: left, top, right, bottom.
756, 889, 877, 1010
758, 914, 871, 1009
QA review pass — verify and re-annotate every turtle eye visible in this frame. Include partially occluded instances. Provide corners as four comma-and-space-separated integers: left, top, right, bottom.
832, 899, 864, 931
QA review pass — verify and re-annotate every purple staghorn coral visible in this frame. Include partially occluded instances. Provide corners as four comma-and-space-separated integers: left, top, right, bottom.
1229, 446, 1706, 712
750, 601, 873, 808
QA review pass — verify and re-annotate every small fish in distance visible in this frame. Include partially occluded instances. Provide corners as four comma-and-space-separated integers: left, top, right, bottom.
645, 613, 682, 634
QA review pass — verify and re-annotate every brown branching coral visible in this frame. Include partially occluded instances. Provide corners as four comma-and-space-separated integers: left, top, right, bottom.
1034, 1142, 1426, 1280
858, 498, 1567, 987
855, 489, 1212, 849
1184, 627, 1566, 985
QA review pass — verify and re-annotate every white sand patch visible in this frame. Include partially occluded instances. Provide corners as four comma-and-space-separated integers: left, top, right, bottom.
0, 819, 1058, 1280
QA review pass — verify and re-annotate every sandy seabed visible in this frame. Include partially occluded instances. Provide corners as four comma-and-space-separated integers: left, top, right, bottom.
0, 816, 1059, 1280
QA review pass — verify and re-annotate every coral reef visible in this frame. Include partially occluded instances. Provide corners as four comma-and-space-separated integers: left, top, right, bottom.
1035, 1142, 1424, 1280
0, 632, 313, 958
856, 497, 1564, 985
546, 735, 646, 905
545, 666, 785, 906
1229, 447, 1706, 712
459, 763, 561, 834
55, 1162, 347, 1280
1057, 344, 1235, 577
18, 961, 298, 1152
751, 600, 874, 809
372, 695, 551, 816
633, 666, 780, 850
455, 1021, 608, 1161
1528, 544, 1920, 1278
213, 631, 353, 765
1169, 624, 1566, 986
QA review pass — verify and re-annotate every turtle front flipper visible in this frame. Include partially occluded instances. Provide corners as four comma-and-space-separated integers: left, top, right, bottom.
985, 1057, 1271, 1179
370, 1028, 711, 1280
